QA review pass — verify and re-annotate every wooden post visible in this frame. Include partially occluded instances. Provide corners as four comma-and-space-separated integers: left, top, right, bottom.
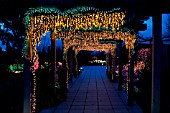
51, 31, 56, 96
62, 41, 68, 91
118, 41, 123, 91
73, 48, 77, 77
69, 47, 73, 83
111, 50, 115, 81
106, 51, 109, 74
151, 12, 162, 113
23, 37, 32, 113
127, 50, 134, 105
65, 52, 69, 89
161, 45, 169, 112
108, 50, 111, 77
111, 48, 115, 81
113, 48, 117, 81
75, 53, 79, 75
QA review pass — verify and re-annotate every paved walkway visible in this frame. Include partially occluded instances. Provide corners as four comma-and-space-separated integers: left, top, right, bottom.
40, 66, 143, 113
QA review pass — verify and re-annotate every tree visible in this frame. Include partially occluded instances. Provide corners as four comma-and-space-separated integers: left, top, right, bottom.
165, 14, 170, 39
0, 0, 35, 64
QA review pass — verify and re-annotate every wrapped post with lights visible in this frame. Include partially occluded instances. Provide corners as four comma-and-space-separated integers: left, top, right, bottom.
62, 46, 69, 90
30, 54, 39, 113
68, 47, 74, 83
65, 51, 69, 90
113, 47, 117, 82
23, 36, 32, 113
106, 51, 109, 74
108, 50, 112, 79
74, 49, 79, 76
72, 47, 77, 77
127, 49, 135, 105
118, 41, 123, 91
22, 6, 141, 112
50, 28, 57, 96
111, 48, 116, 81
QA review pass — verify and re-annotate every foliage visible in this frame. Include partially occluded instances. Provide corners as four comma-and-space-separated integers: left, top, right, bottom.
163, 14, 170, 39
0, 0, 29, 65
122, 47, 151, 92
137, 48, 151, 70
166, 15, 170, 36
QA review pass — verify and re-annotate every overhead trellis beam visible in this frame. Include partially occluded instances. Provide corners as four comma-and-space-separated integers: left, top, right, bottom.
75, 44, 116, 54
59, 30, 136, 54
22, 6, 127, 59
23, 6, 124, 31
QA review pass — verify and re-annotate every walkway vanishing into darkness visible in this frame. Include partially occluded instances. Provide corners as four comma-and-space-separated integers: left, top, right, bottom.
40, 66, 143, 113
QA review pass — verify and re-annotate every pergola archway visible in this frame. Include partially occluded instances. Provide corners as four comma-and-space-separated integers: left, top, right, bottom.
23, 7, 137, 113
56, 30, 136, 54
75, 43, 116, 73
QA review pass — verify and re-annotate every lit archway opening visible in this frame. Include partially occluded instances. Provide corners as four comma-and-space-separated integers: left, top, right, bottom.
22, 7, 130, 113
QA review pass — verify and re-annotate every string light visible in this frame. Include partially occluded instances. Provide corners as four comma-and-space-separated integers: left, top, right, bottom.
74, 43, 116, 77
59, 31, 136, 54
22, 7, 137, 113
75, 44, 116, 54
26, 11, 125, 53
23, 7, 121, 29
30, 54, 39, 113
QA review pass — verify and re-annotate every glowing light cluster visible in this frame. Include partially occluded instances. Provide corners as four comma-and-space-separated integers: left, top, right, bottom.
137, 48, 151, 70
75, 44, 116, 54
23, 6, 121, 29
30, 55, 39, 113
59, 31, 135, 54
74, 43, 116, 76
22, 7, 136, 113
134, 61, 145, 72
26, 10, 125, 58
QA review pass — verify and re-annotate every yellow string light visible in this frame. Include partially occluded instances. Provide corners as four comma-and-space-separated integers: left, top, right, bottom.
58, 31, 136, 54
25, 11, 136, 113
27, 11, 125, 52
75, 44, 116, 54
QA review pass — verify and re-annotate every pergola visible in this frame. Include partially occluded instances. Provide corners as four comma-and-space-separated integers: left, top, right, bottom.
22, 6, 137, 113
22, 3, 164, 112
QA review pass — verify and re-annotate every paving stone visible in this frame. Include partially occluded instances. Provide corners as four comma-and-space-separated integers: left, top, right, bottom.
85, 105, 98, 110
85, 101, 98, 106
56, 104, 71, 110
39, 108, 55, 113
70, 105, 84, 110
72, 101, 85, 106
84, 110, 98, 113
99, 109, 115, 113
98, 105, 113, 110
113, 105, 127, 109
69, 109, 84, 113
53, 109, 69, 113
98, 101, 112, 105
111, 101, 125, 106
114, 108, 129, 113
39, 66, 143, 113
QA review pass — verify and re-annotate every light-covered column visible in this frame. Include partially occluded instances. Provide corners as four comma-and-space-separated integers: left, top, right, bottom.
108, 50, 111, 77
75, 49, 79, 76
51, 31, 57, 96
127, 51, 134, 105
23, 37, 31, 113
151, 12, 162, 113
111, 51, 114, 81
69, 47, 74, 83
65, 51, 69, 89
106, 51, 109, 74
113, 47, 117, 81
118, 41, 123, 91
